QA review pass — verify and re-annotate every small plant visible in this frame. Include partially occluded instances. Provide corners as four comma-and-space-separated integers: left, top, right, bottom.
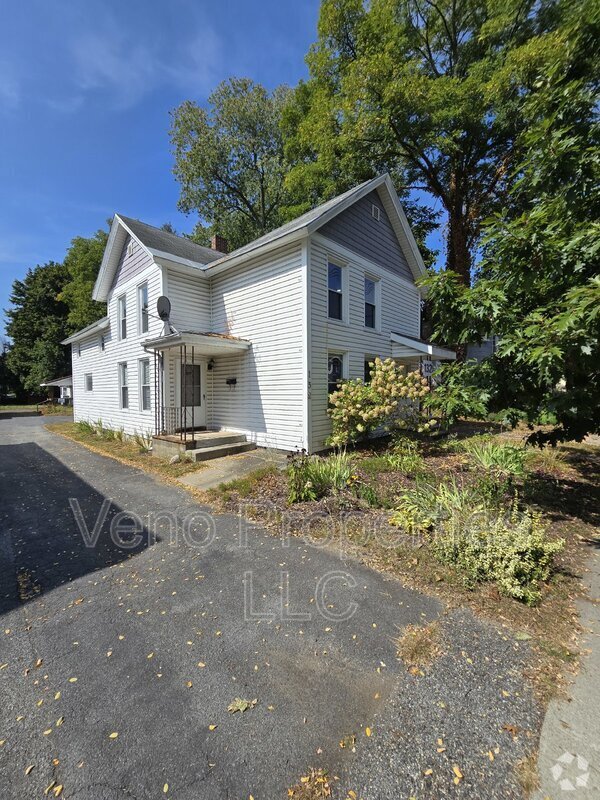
386, 435, 426, 475
526, 446, 568, 477
133, 430, 153, 453
390, 478, 485, 535
75, 420, 95, 435
461, 438, 526, 481
287, 450, 352, 503
395, 621, 442, 667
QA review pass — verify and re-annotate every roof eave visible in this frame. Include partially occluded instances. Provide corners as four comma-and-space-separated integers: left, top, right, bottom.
61, 317, 110, 345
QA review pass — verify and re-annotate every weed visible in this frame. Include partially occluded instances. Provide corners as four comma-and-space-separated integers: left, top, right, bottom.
288, 450, 352, 503
287, 768, 331, 799
395, 621, 442, 667
461, 438, 526, 480
515, 752, 540, 797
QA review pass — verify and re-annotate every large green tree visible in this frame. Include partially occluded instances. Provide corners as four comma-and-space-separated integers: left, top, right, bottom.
170, 78, 292, 251
423, 0, 600, 443
6, 262, 71, 393
59, 228, 108, 332
285, 0, 562, 284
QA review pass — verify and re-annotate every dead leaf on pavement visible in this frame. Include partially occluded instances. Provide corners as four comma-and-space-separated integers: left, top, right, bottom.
227, 698, 257, 714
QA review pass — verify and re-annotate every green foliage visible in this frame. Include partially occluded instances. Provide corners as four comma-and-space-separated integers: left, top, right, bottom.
460, 438, 526, 481
386, 435, 426, 476
424, 361, 490, 427
392, 478, 564, 604
327, 357, 431, 447
170, 78, 292, 251
431, 501, 564, 605
287, 450, 352, 503
423, 2, 600, 443
5, 262, 71, 393
133, 429, 153, 453
59, 228, 108, 331
284, 0, 565, 282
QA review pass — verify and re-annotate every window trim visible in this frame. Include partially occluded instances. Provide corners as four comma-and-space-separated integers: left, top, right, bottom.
84, 373, 93, 392
139, 358, 151, 412
327, 351, 347, 396
118, 361, 129, 410
364, 356, 377, 384
327, 259, 347, 323
364, 274, 380, 331
137, 282, 149, 335
117, 294, 127, 340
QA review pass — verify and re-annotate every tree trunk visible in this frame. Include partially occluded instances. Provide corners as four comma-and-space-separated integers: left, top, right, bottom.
446, 197, 472, 361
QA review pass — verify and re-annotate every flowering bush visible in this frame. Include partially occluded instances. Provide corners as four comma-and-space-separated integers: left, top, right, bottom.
327, 357, 432, 447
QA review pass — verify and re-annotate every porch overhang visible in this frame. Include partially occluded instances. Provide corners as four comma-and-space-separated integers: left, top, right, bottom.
142, 330, 251, 357
391, 332, 456, 361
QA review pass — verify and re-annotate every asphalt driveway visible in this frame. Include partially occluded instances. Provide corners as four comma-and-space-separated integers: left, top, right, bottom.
0, 417, 541, 799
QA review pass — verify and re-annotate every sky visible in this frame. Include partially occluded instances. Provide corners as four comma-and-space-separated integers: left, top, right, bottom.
0, 0, 322, 333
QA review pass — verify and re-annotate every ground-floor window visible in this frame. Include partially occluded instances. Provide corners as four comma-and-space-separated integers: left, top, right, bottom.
84, 373, 93, 391
328, 353, 345, 395
364, 357, 376, 384
119, 362, 129, 409
139, 358, 151, 411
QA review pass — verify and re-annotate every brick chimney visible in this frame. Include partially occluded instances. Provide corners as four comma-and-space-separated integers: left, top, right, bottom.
210, 234, 229, 254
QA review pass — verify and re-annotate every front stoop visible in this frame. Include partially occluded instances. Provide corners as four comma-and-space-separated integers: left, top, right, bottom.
152, 431, 256, 461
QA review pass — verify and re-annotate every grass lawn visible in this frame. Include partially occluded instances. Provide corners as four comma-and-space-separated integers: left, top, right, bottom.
201, 424, 600, 704
47, 421, 205, 480
0, 403, 72, 415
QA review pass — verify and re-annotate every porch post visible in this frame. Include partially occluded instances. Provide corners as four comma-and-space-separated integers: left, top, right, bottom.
191, 345, 195, 435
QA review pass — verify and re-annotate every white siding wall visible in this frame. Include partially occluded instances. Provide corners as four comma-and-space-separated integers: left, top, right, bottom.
72, 248, 163, 436
207, 242, 305, 450
164, 266, 211, 332
309, 234, 421, 451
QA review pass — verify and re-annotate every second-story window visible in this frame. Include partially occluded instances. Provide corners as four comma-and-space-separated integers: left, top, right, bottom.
365, 277, 377, 328
138, 283, 149, 334
328, 262, 343, 320
118, 295, 127, 340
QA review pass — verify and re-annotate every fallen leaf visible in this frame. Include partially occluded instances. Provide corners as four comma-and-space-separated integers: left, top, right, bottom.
44, 781, 56, 795
68, 677, 77, 683
227, 697, 257, 714
54, 692, 61, 700
56, 717, 64, 727
109, 732, 119, 739
53, 787, 63, 798
365, 727, 372, 737
163, 783, 168, 793
25, 765, 35, 775
424, 768, 433, 776
35, 659, 43, 668
43, 729, 52, 736
452, 765, 463, 784
208, 724, 217, 731
197, 662, 206, 668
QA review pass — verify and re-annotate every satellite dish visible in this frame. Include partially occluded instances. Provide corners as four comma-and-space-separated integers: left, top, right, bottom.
157, 296, 171, 322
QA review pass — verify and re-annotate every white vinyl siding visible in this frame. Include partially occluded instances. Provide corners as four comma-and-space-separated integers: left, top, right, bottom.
165, 267, 211, 332
309, 235, 421, 451
71, 254, 162, 436
208, 242, 305, 450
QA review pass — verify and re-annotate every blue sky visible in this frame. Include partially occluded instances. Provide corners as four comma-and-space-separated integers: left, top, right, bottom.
0, 0, 322, 332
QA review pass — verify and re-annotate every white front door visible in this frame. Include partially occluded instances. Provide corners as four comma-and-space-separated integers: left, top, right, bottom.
178, 361, 206, 430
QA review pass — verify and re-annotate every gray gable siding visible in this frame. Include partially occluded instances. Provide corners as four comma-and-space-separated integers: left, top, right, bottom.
111, 235, 155, 290
319, 190, 413, 282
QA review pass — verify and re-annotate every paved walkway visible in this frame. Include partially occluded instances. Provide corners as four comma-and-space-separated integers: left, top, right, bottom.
533, 549, 600, 799
178, 447, 288, 491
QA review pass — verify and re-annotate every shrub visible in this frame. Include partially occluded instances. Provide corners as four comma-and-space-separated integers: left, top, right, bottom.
327, 358, 431, 447
526, 446, 568, 476
390, 478, 485, 535
423, 361, 489, 428
76, 420, 96, 435
387, 435, 426, 476
288, 450, 352, 503
133, 430, 153, 453
431, 501, 564, 605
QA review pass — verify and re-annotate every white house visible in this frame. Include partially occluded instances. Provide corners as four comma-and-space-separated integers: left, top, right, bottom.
63, 174, 455, 458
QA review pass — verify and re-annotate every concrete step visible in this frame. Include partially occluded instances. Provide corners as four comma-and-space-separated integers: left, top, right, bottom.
192, 433, 248, 449
189, 442, 257, 462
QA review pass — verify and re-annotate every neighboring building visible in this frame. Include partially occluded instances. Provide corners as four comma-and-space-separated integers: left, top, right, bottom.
467, 336, 500, 362
40, 376, 73, 404
63, 174, 455, 454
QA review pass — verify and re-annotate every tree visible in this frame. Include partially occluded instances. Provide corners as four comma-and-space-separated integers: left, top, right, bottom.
285, 0, 562, 285
170, 78, 292, 251
5, 262, 71, 393
423, 0, 600, 443
59, 228, 108, 332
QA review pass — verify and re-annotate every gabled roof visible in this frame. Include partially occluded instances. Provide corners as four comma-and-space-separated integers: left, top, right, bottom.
40, 375, 73, 387
61, 316, 109, 345
117, 216, 223, 266
92, 173, 427, 303
203, 174, 427, 281
391, 332, 456, 360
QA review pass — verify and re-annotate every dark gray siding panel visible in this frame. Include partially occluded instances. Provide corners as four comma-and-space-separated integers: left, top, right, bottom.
319, 190, 413, 282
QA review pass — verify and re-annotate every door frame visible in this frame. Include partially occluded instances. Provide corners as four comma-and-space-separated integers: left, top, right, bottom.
175, 358, 207, 430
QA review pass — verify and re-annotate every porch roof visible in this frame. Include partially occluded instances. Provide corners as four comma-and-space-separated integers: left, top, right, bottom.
391, 332, 456, 361
142, 330, 251, 356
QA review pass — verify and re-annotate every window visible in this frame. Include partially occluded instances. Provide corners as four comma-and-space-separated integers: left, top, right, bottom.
127, 240, 134, 257
138, 282, 149, 334
118, 295, 127, 340
84, 373, 93, 391
139, 358, 151, 411
76, 343, 81, 357
100, 335, 105, 351
371, 203, 381, 221
365, 277, 377, 328
328, 262, 343, 321
328, 353, 344, 395
119, 362, 129, 409
364, 359, 374, 384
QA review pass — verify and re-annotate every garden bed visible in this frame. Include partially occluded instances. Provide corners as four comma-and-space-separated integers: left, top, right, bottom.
202, 426, 599, 702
